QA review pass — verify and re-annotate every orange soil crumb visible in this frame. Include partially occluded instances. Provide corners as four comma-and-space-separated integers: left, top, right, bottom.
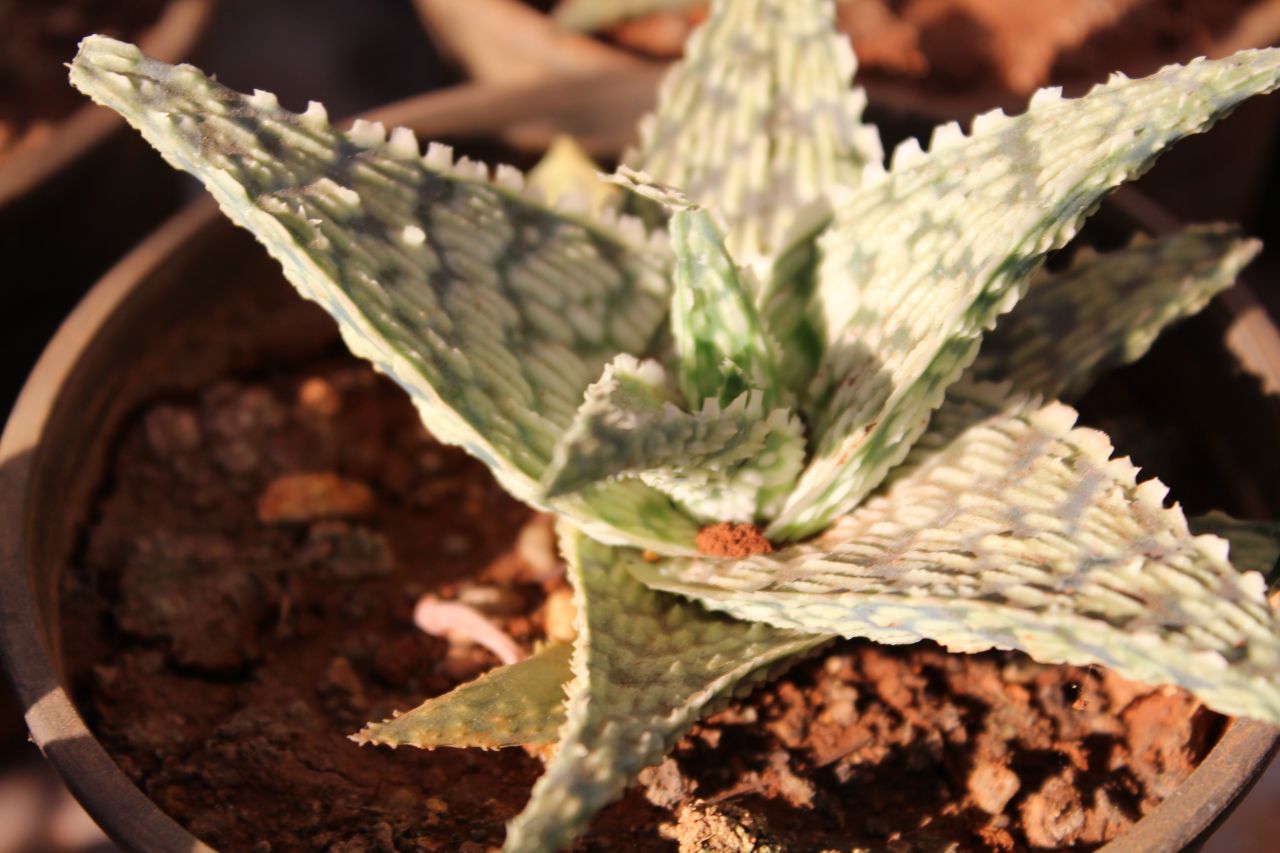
695, 522, 775, 558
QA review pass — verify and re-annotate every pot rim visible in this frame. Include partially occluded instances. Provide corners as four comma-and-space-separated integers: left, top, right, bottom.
0, 0, 214, 213
1, 109, 1277, 851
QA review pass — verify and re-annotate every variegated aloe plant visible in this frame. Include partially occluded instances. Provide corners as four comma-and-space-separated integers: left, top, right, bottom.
70, 0, 1280, 849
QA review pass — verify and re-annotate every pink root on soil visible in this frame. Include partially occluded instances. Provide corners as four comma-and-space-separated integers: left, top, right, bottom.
413, 595, 525, 665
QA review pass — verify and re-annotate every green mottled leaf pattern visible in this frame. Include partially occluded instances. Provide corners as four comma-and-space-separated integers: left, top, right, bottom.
976, 226, 1260, 400
504, 526, 825, 852
543, 355, 804, 522
629, 0, 881, 268
553, 0, 701, 32
668, 197, 782, 408
773, 50, 1280, 542
70, 37, 699, 554
636, 386, 1280, 723
353, 642, 572, 750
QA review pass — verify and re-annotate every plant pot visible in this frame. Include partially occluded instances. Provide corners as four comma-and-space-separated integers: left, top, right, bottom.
2, 75, 1279, 846
411, 0, 1280, 223
0, 0, 213, 215
0, 0, 215, 423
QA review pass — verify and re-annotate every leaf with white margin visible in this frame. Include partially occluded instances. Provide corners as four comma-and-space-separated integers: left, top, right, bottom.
503, 525, 825, 853
635, 386, 1280, 724
352, 642, 572, 750
628, 0, 882, 271
774, 49, 1280, 542
70, 37, 699, 554
608, 168, 784, 408
1192, 512, 1280, 593
975, 226, 1260, 401
554, 0, 701, 32
542, 355, 804, 523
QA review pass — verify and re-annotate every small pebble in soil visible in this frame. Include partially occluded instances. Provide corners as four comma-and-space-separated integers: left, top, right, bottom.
297, 376, 341, 416
257, 472, 375, 523
541, 587, 577, 643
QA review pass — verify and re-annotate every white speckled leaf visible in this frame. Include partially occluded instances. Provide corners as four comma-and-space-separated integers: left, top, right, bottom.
353, 642, 572, 750
543, 355, 804, 523
606, 167, 783, 408
636, 386, 1280, 724
976, 226, 1260, 401
773, 50, 1280, 542
629, 0, 881, 269
554, 0, 701, 32
503, 526, 825, 853
71, 37, 698, 553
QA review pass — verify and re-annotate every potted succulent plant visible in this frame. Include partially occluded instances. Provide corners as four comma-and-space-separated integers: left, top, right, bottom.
6, 0, 1280, 849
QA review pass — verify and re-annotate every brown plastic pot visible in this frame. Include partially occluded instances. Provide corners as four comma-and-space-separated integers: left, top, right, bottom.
0, 80, 1277, 850
0, 0, 214, 215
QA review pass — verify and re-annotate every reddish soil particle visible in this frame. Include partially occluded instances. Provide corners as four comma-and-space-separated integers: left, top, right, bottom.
58, 283, 1224, 851
694, 522, 775, 558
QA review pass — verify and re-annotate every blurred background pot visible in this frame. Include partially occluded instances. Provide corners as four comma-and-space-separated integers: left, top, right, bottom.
0, 0, 213, 213
0, 0, 214, 431
412, 0, 1280, 224
1, 62, 1279, 842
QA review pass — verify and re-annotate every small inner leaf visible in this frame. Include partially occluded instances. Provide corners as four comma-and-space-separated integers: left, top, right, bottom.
543, 355, 803, 523
670, 205, 783, 409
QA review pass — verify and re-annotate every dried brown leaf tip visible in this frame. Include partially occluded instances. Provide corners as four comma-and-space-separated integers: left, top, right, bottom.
695, 522, 774, 558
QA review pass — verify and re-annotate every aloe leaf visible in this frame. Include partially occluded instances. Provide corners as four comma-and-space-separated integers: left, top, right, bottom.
542, 355, 803, 522
1192, 512, 1280, 592
976, 226, 1260, 401
636, 388, 1280, 724
70, 36, 700, 553
553, 0, 702, 32
610, 169, 784, 408
353, 642, 572, 750
629, 0, 882, 270
504, 525, 825, 852
770, 49, 1280, 542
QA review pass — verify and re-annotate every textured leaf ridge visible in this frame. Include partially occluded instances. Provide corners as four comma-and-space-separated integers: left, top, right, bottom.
637, 387, 1280, 724
629, 0, 882, 269
771, 50, 1280, 541
69, 36, 699, 554
503, 526, 825, 852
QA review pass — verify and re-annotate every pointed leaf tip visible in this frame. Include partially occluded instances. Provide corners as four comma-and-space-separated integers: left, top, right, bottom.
69, 36, 702, 554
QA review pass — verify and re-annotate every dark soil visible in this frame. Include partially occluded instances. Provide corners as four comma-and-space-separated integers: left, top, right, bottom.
60, 285, 1227, 851
0, 0, 168, 154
